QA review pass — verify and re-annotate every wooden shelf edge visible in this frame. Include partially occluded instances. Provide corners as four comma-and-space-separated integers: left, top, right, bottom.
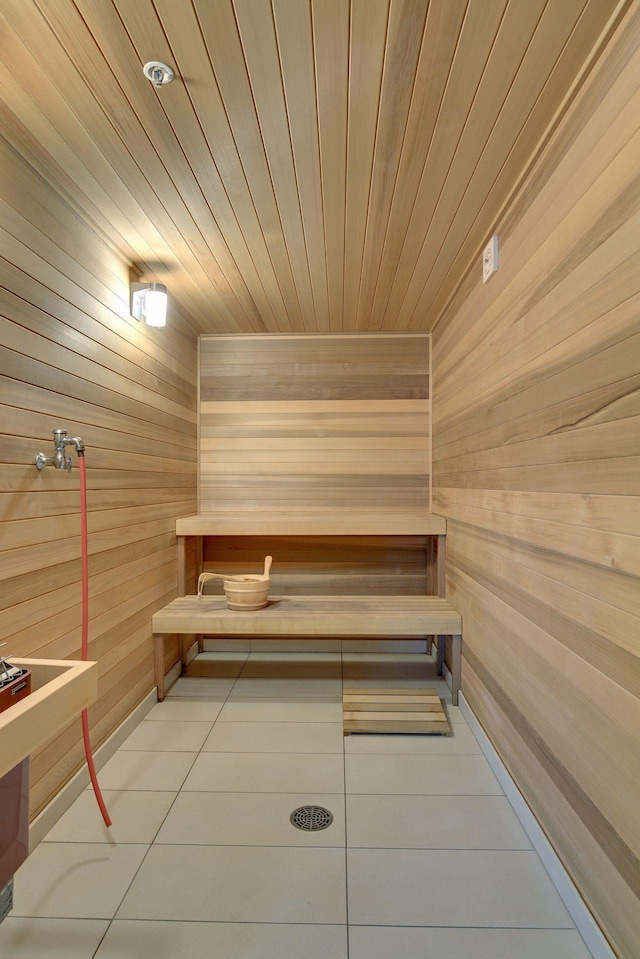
176, 511, 447, 536
0, 659, 98, 780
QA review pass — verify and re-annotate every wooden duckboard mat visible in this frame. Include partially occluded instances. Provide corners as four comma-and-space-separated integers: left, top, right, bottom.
343, 687, 451, 735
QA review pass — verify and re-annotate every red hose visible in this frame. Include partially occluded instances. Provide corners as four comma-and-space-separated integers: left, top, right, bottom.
78, 453, 112, 827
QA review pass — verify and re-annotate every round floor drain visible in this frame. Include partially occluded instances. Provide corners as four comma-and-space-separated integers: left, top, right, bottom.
289, 805, 334, 832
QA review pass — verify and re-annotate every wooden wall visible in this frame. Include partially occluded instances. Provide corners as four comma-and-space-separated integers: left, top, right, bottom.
199, 334, 433, 600
431, 6, 640, 957
199, 333, 430, 512
0, 139, 197, 817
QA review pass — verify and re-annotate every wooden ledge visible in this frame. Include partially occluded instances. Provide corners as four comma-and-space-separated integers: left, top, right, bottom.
0, 659, 97, 780
152, 594, 461, 636
176, 511, 446, 537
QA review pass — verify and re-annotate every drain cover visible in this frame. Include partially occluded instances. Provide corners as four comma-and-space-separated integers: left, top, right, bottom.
290, 805, 334, 832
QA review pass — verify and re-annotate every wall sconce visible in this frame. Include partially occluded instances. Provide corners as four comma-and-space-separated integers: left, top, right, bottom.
130, 282, 167, 328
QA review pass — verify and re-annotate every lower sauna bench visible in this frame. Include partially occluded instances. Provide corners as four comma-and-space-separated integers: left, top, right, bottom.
152, 595, 462, 704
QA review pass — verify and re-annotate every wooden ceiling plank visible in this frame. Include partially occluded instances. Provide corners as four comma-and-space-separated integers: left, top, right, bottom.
272, 0, 330, 331
312, 0, 350, 333
191, 0, 303, 332
2, 0, 238, 334
343, 0, 390, 331
232, 0, 317, 331
380, 0, 511, 330
403, 0, 595, 330
119, 0, 289, 333
37, 0, 253, 334
383, 0, 542, 328
425, 0, 636, 332
355, 0, 428, 331
366, 0, 468, 330
74, 0, 266, 332
1, 0, 626, 338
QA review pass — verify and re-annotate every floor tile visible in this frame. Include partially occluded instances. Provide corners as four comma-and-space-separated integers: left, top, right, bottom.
44, 790, 177, 844
240, 657, 342, 678
217, 700, 343, 722
116, 845, 347, 923
185, 658, 246, 679
166, 676, 235, 698
229, 678, 342, 699
95, 920, 348, 959
344, 723, 482, 754
155, 791, 345, 846
197, 651, 250, 661
348, 927, 594, 959
182, 751, 344, 793
444, 703, 466, 723
342, 653, 435, 664
346, 795, 531, 849
247, 651, 342, 660
6, 652, 598, 959
120, 720, 213, 751
203, 720, 344, 753
11, 843, 149, 919
203, 638, 252, 653
95, 751, 196, 791
143, 699, 224, 722
342, 641, 427, 653
0, 918, 109, 959
342, 656, 438, 685
345, 753, 502, 795
252, 639, 342, 653
347, 848, 572, 927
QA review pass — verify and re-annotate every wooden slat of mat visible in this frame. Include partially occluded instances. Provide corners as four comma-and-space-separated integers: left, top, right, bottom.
343, 686, 451, 735
343, 687, 439, 696
344, 710, 449, 722
345, 701, 444, 712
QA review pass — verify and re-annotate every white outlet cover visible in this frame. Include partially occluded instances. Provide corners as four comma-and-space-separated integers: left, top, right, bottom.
482, 235, 499, 283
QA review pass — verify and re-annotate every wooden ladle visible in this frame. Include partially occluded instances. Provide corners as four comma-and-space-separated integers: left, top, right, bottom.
197, 555, 273, 595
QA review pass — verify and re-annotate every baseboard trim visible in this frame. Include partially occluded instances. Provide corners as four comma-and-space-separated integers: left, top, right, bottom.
459, 692, 616, 959
29, 689, 158, 849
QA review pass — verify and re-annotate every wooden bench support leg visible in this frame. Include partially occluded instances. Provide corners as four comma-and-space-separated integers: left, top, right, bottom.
435, 634, 462, 705
179, 634, 190, 672
154, 633, 166, 702
197, 633, 204, 653
451, 634, 462, 707
177, 537, 186, 597
436, 634, 445, 676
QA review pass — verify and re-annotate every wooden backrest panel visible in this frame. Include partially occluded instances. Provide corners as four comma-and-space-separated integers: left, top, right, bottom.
199, 333, 431, 514
201, 534, 435, 597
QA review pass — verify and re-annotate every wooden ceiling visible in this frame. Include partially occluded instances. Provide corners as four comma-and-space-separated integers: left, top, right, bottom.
1, 0, 627, 336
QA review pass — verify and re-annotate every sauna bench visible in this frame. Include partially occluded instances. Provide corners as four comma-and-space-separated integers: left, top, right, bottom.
152, 594, 462, 705
174, 511, 448, 596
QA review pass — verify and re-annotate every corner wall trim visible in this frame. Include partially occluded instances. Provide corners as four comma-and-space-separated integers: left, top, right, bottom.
458, 692, 616, 959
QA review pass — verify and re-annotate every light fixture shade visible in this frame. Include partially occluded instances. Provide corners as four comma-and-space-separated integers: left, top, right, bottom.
144, 286, 167, 327
131, 282, 167, 327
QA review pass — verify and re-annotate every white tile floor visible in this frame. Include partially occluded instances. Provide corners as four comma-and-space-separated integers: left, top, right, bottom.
0, 650, 596, 958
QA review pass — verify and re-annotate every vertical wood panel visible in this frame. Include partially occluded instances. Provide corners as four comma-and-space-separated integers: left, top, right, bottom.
431, 8, 640, 956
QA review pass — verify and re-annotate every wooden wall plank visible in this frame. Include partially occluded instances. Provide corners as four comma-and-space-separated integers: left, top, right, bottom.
431, 8, 640, 956
198, 333, 430, 515
1, 111, 197, 818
